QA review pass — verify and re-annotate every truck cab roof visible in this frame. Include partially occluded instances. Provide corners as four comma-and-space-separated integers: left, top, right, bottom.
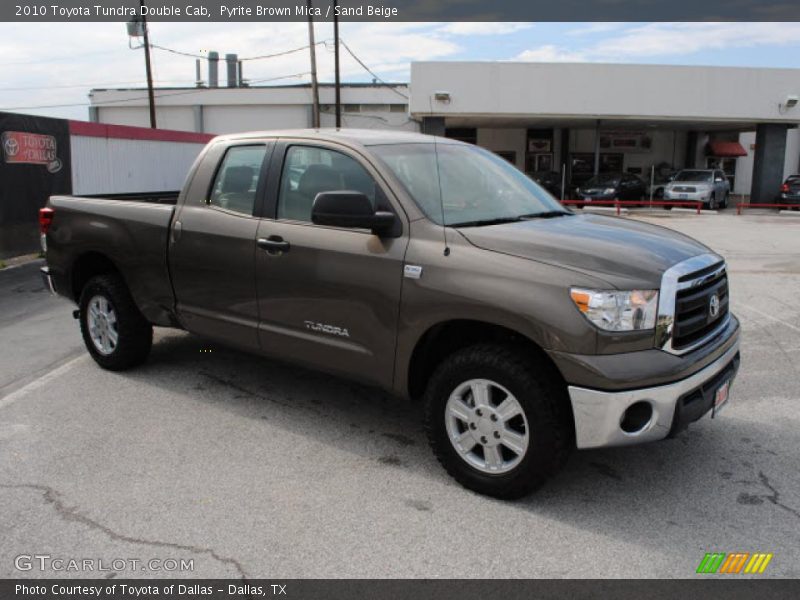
211, 128, 449, 148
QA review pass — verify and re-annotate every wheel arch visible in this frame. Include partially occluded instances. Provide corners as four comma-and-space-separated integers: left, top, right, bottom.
71, 252, 122, 303
405, 319, 568, 401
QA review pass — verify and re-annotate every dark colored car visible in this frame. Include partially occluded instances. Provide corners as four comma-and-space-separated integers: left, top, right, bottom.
529, 170, 563, 198
40, 129, 740, 499
576, 172, 647, 201
779, 175, 800, 207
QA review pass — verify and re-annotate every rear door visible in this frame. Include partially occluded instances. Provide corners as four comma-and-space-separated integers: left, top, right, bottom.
170, 140, 273, 350
254, 141, 408, 387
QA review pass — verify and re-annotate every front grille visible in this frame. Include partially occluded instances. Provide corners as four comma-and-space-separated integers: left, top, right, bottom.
672, 263, 728, 350
672, 185, 697, 193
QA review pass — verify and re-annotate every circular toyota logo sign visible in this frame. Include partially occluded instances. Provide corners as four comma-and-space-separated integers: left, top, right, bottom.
709, 293, 720, 319
3, 137, 19, 158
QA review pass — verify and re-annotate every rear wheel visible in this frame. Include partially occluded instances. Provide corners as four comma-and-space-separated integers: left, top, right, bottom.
424, 344, 572, 499
79, 274, 152, 370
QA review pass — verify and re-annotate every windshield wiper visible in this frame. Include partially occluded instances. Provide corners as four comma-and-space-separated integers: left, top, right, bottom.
450, 216, 526, 228
519, 211, 572, 219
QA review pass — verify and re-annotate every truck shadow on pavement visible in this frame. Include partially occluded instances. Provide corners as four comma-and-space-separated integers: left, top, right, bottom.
120, 329, 798, 556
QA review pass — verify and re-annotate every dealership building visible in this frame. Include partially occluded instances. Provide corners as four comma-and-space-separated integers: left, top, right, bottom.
89, 61, 800, 202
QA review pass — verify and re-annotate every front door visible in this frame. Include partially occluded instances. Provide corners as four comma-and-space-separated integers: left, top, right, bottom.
170, 141, 272, 350
255, 142, 408, 387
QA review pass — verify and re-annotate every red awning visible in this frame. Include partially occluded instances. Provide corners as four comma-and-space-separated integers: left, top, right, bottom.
706, 141, 748, 157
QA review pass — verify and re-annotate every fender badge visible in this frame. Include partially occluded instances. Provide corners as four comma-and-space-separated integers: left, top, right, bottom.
404, 265, 423, 279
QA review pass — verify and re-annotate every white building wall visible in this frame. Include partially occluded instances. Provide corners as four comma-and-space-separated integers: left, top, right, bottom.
202, 105, 309, 133
70, 136, 207, 195
98, 106, 196, 132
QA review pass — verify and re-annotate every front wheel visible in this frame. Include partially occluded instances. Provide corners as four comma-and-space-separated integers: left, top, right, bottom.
79, 274, 153, 370
708, 194, 718, 210
424, 344, 573, 499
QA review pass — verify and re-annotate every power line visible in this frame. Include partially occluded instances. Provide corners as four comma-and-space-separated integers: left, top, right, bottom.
0, 73, 314, 111
0, 79, 195, 92
149, 41, 327, 62
338, 39, 409, 100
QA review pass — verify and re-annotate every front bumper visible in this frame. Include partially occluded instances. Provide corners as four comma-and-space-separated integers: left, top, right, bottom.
567, 338, 740, 449
664, 189, 712, 202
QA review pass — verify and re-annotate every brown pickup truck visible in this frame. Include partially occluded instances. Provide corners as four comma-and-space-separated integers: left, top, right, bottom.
40, 129, 740, 498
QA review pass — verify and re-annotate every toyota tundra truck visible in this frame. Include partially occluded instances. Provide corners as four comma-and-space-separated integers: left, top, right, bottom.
40, 129, 740, 499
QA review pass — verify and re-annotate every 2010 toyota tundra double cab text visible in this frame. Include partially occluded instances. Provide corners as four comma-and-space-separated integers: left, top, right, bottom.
40, 129, 740, 499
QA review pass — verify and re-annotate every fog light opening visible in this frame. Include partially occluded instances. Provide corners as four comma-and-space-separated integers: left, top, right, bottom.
620, 401, 653, 434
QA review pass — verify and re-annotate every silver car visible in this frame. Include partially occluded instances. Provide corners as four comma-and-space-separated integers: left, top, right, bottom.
663, 169, 731, 209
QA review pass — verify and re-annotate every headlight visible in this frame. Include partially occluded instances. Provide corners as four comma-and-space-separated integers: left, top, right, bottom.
603, 188, 616, 195
570, 288, 659, 331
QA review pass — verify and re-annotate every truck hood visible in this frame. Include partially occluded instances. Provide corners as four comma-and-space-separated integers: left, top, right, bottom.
457, 213, 711, 289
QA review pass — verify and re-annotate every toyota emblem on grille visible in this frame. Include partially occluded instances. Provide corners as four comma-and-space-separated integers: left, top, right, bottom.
709, 293, 720, 319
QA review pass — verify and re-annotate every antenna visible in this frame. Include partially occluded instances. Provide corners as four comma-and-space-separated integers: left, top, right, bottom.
429, 96, 450, 257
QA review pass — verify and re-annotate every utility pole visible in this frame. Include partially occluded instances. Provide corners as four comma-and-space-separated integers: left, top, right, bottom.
333, 0, 341, 128
139, 0, 157, 128
307, 0, 320, 128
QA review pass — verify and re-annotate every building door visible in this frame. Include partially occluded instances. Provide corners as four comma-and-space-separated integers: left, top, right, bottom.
527, 153, 553, 173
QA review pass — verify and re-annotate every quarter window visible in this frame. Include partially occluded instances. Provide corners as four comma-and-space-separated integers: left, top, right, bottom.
209, 145, 267, 215
277, 146, 380, 222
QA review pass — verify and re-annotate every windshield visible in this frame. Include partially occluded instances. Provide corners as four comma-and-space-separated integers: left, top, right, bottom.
584, 174, 621, 187
371, 142, 567, 226
674, 170, 713, 182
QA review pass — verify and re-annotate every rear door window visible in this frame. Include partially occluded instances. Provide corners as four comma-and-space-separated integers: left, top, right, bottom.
209, 145, 268, 215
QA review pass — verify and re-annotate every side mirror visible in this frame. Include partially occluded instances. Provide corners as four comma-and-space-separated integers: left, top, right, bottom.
311, 191, 397, 235
715, 177, 725, 182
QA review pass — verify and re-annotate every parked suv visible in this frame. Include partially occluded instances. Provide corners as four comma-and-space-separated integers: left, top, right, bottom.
41, 130, 740, 499
664, 169, 730, 209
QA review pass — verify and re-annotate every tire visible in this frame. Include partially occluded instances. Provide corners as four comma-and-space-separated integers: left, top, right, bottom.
424, 343, 573, 499
722, 193, 730, 209
79, 274, 152, 370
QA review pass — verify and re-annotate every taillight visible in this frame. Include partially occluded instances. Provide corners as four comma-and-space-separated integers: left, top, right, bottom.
39, 207, 54, 234
781, 183, 790, 193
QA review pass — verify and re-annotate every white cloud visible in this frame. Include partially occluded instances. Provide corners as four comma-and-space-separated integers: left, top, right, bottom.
439, 22, 533, 36
515, 45, 588, 62
516, 22, 800, 63
565, 23, 626, 37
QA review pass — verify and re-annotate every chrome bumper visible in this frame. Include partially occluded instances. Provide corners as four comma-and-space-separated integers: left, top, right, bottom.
40, 266, 56, 295
568, 339, 740, 449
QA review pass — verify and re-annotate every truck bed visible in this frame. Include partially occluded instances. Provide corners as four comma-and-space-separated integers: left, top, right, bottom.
45, 194, 178, 325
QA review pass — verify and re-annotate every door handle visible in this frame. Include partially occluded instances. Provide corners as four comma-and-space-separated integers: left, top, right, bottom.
257, 236, 290, 254
171, 220, 182, 243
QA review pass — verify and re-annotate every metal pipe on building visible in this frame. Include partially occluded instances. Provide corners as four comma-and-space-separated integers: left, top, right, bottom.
226, 53, 238, 88
208, 51, 219, 88
333, 0, 341, 128
307, 0, 320, 128
593, 119, 601, 176
195, 59, 203, 87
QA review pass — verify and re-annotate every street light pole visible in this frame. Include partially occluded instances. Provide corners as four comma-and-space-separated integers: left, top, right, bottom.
140, 0, 157, 128
333, 0, 341, 129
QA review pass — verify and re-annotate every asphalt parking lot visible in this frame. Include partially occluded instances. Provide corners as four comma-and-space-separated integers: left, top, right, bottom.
0, 212, 798, 579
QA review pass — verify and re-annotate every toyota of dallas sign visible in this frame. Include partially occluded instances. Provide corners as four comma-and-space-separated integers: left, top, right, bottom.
2, 130, 63, 173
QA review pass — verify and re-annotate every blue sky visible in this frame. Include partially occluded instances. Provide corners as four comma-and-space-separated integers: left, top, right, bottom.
2, 22, 800, 121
